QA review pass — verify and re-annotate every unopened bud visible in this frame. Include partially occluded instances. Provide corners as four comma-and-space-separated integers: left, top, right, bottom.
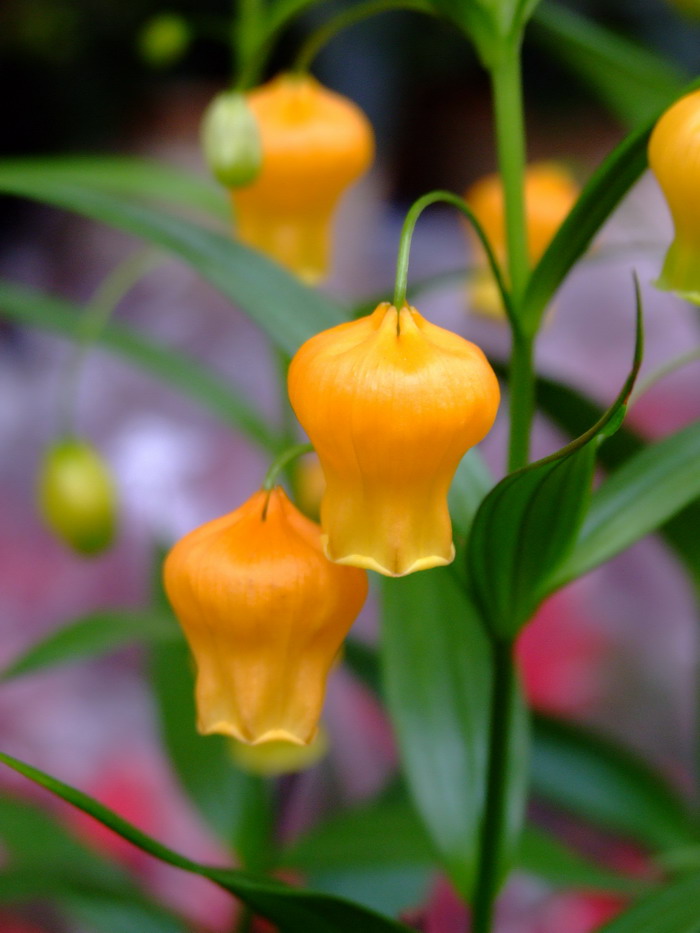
37, 439, 117, 556
201, 91, 262, 188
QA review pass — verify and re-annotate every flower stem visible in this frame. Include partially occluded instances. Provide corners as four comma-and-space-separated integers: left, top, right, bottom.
292, 0, 431, 75
490, 44, 529, 306
507, 332, 534, 471
58, 248, 162, 437
393, 190, 512, 317
262, 442, 314, 491
471, 639, 517, 933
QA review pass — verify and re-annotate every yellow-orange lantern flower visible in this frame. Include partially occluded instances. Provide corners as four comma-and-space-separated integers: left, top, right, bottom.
288, 303, 500, 577
648, 89, 700, 303
163, 487, 368, 745
231, 73, 374, 283
465, 162, 579, 317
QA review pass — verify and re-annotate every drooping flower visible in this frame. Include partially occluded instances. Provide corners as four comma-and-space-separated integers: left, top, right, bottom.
231, 73, 374, 283
163, 487, 368, 745
648, 89, 700, 302
464, 162, 579, 317
288, 302, 500, 577
230, 725, 328, 775
37, 438, 117, 555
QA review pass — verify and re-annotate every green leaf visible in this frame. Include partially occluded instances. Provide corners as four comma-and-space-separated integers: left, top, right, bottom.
0, 164, 345, 355
283, 783, 434, 871
0, 156, 228, 220
0, 752, 412, 933
548, 421, 700, 589
380, 568, 528, 897
284, 779, 644, 895
598, 873, 700, 933
2, 610, 177, 680
518, 826, 648, 896
522, 79, 699, 331
468, 290, 642, 638
0, 279, 281, 453
530, 3, 686, 127
528, 368, 700, 590
531, 716, 699, 851
0, 797, 189, 933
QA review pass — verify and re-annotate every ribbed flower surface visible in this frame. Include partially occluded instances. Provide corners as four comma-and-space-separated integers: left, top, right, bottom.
649, 89, 700, 302
163, 487, 368, 745
288, 303, 500, 577
232, 73, 374, 283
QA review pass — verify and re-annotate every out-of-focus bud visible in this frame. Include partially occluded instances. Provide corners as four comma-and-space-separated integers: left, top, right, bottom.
648, 89, 700, 303
201, 91, 262, 188
164, 487, 368, 745
465, 162, 579, 317
137, 13, 190, 68
288, 303, 500, 577
232, 73, 374, 283
37, 438, 117, 556
294, 453, 325, 521
230, 726, 328, 775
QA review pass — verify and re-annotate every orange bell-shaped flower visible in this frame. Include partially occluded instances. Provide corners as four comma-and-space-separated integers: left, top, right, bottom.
231, 73, 374, 283
288, 303, 500, 577
465, 162, 579, 317
163, 487, 368, 745
648, 89, 700, 303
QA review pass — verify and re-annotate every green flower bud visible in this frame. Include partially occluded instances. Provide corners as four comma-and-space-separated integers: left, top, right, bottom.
137, 13, 190, 68
38, 439, 117, 556
201, 91, 262, 188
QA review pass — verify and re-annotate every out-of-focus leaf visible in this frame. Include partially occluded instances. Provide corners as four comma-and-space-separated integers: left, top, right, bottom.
598, 873, 700, 933
381, 568, 528, 897
468, 296, 642, 639
522, 79, 698, 331
284, 780, 644, 895
2, 610, 177, 680
0, 797, 189, 933
283, 783, 434, 871
548, 421, 700, 589
518, 826, 649, 895
305, 866, 432, 919
0, 279, 282, 453
0, 165, 345, 354
531, 716, 699, 851
449, 449, 493, 545
531, 3, 686, 127
0, 157, 228, 220
0, 752, 413, 933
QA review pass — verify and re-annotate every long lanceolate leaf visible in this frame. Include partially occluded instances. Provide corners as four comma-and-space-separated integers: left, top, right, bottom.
0, 166, 345, 354
598, 874, 700, 933
522, 78, 699, 332
548, 421, 700, 591
468, 286, 643, 639
0, 752, 412, 933
0, 279, 282, 453
380, 569, 529, 898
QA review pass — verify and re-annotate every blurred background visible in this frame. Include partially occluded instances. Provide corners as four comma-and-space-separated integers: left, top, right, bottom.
1, 1, 700, 931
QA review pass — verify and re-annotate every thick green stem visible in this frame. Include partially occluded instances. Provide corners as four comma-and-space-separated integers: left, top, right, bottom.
490, 40, 535, 472
471, 639, 517, 933
491, 45, 529, 306
507, 332, 534, 471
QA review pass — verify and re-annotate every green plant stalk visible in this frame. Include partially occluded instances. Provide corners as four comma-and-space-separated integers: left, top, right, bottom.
58, 248, 161, 436
471, 639, 517, 933
293, 0, 432, 74
490, 41, 535, 471
234, 0, 263, 84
